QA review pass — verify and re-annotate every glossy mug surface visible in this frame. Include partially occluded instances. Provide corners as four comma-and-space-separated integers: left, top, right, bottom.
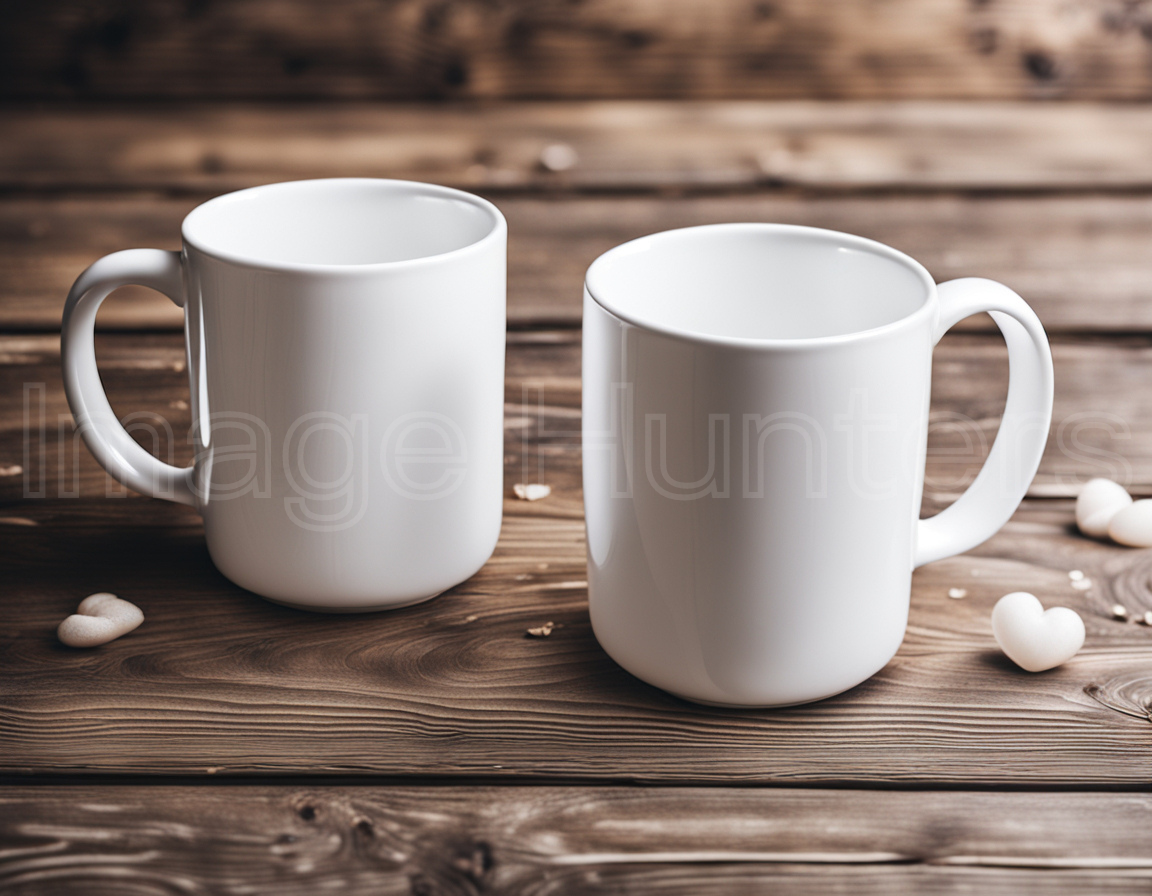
582, 224, 1053, 706
63, 179, 506, 611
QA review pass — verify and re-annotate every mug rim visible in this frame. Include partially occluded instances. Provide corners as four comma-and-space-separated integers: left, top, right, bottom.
584, 223, 938, 350
181, 178, 506, 274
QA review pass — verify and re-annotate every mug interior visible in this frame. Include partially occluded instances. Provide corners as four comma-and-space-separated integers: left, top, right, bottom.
182, 179, 501, 268
585, 224, 934, 343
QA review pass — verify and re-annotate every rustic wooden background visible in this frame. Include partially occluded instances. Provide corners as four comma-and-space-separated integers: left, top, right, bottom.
4, 1, 1152, 893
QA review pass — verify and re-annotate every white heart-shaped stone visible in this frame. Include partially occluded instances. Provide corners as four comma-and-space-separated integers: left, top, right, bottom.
57, 592, 144, 648
991, 592, 1084, 672
1108, 499, 1152, 548
1076, 478, 1132, 538
512, 483, 552, 501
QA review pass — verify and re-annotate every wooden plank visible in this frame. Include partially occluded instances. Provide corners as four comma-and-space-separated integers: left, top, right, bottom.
2, 333, 1152, 783
5, 496, 1152, 784
7, 193, 1152, 333
8, 102, 1152, 193
4, 495, 1147, 783
5, 1, 1152, 100
0, 331, 1147, 505
3, 330, 1150, 505
4, 786, 1152, 894
0, 331, 584, 515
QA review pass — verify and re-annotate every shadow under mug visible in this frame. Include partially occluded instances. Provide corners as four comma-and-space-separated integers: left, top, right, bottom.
582, 223, 1054, 707
62, 178, 507, 611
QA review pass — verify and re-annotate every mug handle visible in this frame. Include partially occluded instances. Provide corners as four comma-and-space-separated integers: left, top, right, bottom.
61, 249, 197, 507
914, 278, 1054, 567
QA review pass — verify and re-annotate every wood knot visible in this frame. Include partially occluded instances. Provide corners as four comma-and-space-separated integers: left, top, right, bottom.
1085, 674, 1152, 722
443, 60, 468, 87
283, 55, 310, 77
451, 841, 494, 883
408, 873, 434, 896
621, 29, 654, 49
1022, 51, 1058, 81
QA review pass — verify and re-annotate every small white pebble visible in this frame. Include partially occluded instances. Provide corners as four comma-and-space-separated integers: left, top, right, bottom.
948, 588, 967, 599
1076, 478, 1133, 539
57, 593, 143, 647
1071, 578, 1093, 591
526, 621, 555, 638
0, 464, 22, 477
539, 143, 578, 172
1112, 604, 1129, 621
513, 483, 552, 501
1068, 570, 1085, 581
1141, 611, 1152, 626
1108, 499, 1152, 548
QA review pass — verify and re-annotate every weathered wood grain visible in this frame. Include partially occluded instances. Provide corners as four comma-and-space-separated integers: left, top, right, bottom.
0, 331, 586, 515
1, 331, 1144, 508
5, 0, 1152, 100
439, 330, 1152, 502
7, 192, 1152, 332
1, 330, 1152, 782
8, 102, 1152, 193
4, 786, 1152, 894
1, 492, 1151, 783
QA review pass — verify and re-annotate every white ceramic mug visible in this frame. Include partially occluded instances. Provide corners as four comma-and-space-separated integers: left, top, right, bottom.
63, 179, 506, 611
583, 223, 1053, 706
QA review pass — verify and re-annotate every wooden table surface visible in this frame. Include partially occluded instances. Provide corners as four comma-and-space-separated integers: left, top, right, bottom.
3, 99, 1152, 894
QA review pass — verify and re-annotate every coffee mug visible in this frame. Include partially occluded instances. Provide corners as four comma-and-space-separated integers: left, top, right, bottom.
582, 223, 1053, 706
63, 179, 506, 611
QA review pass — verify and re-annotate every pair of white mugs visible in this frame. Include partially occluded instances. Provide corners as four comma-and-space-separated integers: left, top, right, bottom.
64, 178, 1053, 707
